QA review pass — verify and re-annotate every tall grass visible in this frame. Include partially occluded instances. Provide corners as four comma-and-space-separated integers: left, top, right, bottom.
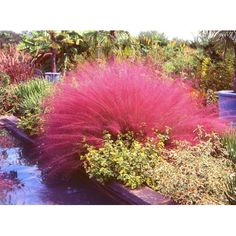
14, 78, 52, 115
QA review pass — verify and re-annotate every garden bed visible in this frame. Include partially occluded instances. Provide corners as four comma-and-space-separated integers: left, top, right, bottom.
0, 115, 174, 205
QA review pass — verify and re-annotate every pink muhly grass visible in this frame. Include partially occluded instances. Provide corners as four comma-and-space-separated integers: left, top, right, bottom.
39, 61, 228, 178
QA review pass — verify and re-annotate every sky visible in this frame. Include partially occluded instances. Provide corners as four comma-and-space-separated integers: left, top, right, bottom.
1, 0, 233, 43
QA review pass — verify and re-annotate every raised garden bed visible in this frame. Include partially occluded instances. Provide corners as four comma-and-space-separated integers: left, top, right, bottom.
0, 115, 175, 205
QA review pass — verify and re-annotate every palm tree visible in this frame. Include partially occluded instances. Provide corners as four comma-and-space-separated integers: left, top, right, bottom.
211, 31, 236, 92
19, 31, 88, 73
0, 31, 21, 48
82, 30, 134, 60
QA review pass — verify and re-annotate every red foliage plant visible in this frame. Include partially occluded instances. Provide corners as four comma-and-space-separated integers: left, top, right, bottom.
39, 60, 228, 178
0, 177, 12, 192
0, 46, 34, 83
0, 136, 15, 148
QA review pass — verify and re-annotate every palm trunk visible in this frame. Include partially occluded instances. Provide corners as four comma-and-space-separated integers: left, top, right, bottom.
109, 30, 116, 63
51, 48, 57, 73
234, 45, 236, 92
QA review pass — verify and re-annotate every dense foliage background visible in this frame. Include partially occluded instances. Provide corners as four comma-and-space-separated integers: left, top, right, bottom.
0, 30, 235, 93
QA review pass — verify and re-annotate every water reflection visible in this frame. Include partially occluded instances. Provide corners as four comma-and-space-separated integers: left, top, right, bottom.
0, 147, 118, 205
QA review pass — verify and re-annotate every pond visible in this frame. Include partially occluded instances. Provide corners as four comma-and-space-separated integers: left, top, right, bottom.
0, 133, 119, 205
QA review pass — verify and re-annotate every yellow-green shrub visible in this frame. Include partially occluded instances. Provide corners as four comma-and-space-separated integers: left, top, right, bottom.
81, 131, 235, 205
82, 132, 167, 189
199, 56, 234, 91
148, 138, 234, 205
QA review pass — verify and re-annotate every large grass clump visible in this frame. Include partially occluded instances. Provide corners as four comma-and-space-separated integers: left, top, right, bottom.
39, 61, 228, 178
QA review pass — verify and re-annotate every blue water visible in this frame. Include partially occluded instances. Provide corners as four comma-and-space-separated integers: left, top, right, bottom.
0, 146, 118, 205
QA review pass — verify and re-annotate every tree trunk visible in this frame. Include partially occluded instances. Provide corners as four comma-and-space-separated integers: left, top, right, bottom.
109, 30, 116, 63
234, 45, 236, 92
51, 48, 57, 73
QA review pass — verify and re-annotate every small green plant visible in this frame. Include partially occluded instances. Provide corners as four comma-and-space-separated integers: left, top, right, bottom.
0, 129, 8, 137
0, 128, 16, 147
222, 131, 236, 164
222, 131, 236, 203
17, 111, 44, 136
0, 84, 20, 115
225, 174, 236, 204
0, 71, 11, 86
205, 89, 218, 105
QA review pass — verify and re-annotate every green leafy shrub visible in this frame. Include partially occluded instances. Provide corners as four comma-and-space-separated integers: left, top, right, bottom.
14, 78, 53, 136
199, 56, 234, 91
0, 77, 52, 117
0, 73, 18, 115
17, 111, 44, 136
222, 131, 236, 164
0, 77, 52, 136
82, 131, 235, 204
204, 89, 218, 105
162, 43, 202, 79
0, 84, 19, 115
82, 131, 167, 189
148, 137, 234, 205
19, 31, 90, 73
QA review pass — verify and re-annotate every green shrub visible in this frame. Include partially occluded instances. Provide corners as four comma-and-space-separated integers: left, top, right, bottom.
82, 132, 167, 189
162, 43, 202, 79
0, 78, 52, 136
0, 78, 52, 117
14, 79, 53, 136
0, 73, 18, 115
14, 78, 52, 115
222, 131, 236, 164
17, 111, 44, 136
148, 138, 234, 205
199, 56, 234, 91
81, 130, 234, 204
0, 84, 19, 115
225, 174, 236, 204
205, 89, 218, 105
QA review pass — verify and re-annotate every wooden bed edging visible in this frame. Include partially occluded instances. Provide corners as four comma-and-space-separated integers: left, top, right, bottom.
0, 115, 35, 146
0, 115, 175, 205
91, 180, 175, 205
